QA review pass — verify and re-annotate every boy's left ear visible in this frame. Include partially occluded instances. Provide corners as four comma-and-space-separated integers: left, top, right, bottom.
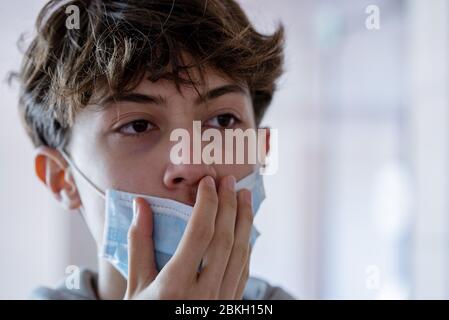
258, 126, 270, 164
265, 127, 271, 155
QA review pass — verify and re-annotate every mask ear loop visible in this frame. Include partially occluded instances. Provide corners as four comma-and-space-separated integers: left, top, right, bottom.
58, 148, 108, 234
58, 148, 106, 200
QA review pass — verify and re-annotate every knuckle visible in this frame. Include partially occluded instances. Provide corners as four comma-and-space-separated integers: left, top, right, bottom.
127, 225, 139, 240
233, 242, 249, 260
227, 197, 238, 212
223, 191, 237, 208
217, 231, 234, 250
241, 209, 254, 224
196, 224, 215, 243
203, 190, 218, 207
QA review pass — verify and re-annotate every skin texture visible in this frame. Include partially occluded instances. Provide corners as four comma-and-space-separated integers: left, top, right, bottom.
33, 64, 270, 300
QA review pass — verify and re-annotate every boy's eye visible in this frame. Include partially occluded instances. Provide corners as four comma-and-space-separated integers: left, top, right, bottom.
119, 119, 156, 135
205, 113, 240, 129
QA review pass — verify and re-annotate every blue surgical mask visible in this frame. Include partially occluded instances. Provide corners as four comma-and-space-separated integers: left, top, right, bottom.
59, 149, 265, 279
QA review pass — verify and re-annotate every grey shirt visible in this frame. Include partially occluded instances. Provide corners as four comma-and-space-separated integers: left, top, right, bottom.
31, 268, 295, 300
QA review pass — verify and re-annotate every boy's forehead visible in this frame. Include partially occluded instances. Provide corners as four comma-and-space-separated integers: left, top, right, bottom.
89, 50, 250, 106
92, 71, 250, 111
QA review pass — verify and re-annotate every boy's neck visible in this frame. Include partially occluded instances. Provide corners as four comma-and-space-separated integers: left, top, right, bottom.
97, 259, 127, 300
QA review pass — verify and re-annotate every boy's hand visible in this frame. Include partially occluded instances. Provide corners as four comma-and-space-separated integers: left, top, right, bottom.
124, 175, 254, 300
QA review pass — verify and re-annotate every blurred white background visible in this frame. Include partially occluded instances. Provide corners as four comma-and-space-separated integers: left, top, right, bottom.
1, 0, 449, 299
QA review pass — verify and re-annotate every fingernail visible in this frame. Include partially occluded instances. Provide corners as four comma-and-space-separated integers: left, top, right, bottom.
204, 176, 215, 188
226, 176, 236, 191
132, 198, 139, 226
243, 190, 252, 205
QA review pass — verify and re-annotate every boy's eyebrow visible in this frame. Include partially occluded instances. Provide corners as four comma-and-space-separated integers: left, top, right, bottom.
96, 84, 247, 110
194, 84, 248, 105
98, 93, 167, 109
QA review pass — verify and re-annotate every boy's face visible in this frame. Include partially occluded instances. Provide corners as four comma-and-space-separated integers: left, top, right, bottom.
63, 65, 260, 246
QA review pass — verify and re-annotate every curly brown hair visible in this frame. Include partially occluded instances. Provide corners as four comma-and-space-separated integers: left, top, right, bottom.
18, 0, 285, 148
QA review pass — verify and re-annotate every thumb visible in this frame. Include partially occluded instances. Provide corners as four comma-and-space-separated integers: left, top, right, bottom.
127, 197, 158, 289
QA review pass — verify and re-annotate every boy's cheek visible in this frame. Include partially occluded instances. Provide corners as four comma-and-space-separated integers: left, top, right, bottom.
76, 185, 108, 246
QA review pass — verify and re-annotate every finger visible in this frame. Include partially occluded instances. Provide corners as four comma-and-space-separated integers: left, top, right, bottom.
169, 175, 218, 277
199, 175, 237, 289
218, 189, 253, 299
127, 197, 158, 293
234, 246, 251, 300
